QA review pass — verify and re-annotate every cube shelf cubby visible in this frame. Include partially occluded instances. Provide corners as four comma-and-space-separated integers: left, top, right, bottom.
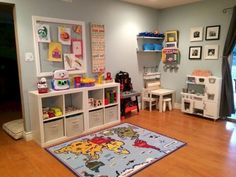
29, 82, 120, 147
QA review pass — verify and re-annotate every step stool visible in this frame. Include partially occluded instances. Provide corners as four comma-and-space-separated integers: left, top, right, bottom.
163, 98, 172, 112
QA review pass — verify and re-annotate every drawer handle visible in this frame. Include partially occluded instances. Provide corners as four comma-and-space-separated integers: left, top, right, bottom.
72, 121, 79, 124
50, 124, 58, 128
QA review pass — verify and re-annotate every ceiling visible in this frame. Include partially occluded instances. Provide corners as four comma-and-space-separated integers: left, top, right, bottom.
120, 0, 203, 9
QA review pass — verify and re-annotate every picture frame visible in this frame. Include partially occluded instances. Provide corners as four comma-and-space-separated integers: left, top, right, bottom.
204, 45, 219, 60
165, 30, 178, 42
190, 27, 203, 42
165, 42, 177, 48
189, 46, 202, 59
205, 25, 220, 40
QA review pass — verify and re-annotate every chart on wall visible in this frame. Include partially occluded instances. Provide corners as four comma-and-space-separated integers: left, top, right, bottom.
32, 16, 87, 77
90, 23, 105, 73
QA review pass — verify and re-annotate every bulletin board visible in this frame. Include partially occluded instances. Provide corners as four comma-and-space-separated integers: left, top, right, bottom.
32, 16, 87, 77
90, 23, 105, 73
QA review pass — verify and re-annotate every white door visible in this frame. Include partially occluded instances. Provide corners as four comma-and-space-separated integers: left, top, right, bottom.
205, 77, 221, 102
204, 101, 218, 119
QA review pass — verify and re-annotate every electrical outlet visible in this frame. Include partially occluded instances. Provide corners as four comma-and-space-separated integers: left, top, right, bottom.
25, 52, 34, 62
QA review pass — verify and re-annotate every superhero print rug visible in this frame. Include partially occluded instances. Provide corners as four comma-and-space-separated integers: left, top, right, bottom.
46, 123, 186, 177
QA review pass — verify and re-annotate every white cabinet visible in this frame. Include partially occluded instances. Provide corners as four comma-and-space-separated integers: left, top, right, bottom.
29, 82, 120, 147
181, 75, 221, 120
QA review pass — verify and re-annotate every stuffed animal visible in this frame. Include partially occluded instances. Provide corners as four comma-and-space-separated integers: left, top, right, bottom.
52, 70, 70, 90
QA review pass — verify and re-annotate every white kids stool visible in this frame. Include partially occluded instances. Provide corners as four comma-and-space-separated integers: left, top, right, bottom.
163, 98, 172, 112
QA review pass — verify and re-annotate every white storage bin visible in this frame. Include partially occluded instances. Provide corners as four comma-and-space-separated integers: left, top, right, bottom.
66, 114, 84, 137
44, 119, 64, 142
89, 109, 104, 128
105, 105, 118, 123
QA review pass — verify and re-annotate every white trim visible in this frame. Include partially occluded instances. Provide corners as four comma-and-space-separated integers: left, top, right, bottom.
23, 131, 33, 141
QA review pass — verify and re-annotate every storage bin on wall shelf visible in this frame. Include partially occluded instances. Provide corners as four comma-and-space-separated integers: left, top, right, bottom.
136, 36, 164, 53
29, 82, 120, 147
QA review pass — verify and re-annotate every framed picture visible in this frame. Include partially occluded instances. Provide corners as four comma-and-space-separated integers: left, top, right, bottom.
190, 27, 203, 42
189, 46, 202, 59
205, 25, 220, 40
71, 39, 83, 57
165, 42, 177, 48
165, 30, 178, 42
204, 45, 219, 60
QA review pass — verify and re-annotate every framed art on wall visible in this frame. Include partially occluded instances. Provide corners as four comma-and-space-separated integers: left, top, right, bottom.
189, 46, 202, 59
190, 27, 203, 42
205, 25, 220, 40
165, 30, 178, 42
204, 45, 219, 60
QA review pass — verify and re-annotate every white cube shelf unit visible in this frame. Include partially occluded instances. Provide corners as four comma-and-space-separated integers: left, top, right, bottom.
29, 82, 120, 147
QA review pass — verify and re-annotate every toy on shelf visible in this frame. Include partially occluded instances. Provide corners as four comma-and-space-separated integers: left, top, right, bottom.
37, 77, 48, 93
104, 72, 113, 83
88, 98, 103, 108
105, 89, 117, 105
96, 72, 104, 84
80, 77, 96, 87
191, 70, 212, 77
65, 106, 78, 114
51, 70, 70, 90
138, 31, 165, 38
74, 76, 81, 88
42, 107, 62, 119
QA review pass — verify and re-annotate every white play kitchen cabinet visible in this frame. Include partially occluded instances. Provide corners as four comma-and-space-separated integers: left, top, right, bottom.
181, 75, 222, 120
29, 83, 120, 147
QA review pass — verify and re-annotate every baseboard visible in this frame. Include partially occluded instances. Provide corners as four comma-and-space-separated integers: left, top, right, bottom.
23, 131, 33, 141
174, 102, 181, 109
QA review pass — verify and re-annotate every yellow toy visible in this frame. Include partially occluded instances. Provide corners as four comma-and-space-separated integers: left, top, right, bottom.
50, 107, 63, 117
81, 77, 96, 87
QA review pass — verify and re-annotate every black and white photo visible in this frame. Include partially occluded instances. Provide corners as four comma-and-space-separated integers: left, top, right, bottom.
189, 46, 202, 59
190, 27, 203, 41
204, 45, 219, 59
205, 25, 220, 40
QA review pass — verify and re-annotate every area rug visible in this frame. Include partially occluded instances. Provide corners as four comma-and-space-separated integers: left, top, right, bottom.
46, 123, 186, 177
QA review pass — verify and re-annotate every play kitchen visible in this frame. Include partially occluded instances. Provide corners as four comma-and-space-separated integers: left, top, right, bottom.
181, 75, 221, 120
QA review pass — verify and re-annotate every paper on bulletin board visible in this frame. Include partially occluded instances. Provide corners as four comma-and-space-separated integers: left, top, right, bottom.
64, 53, 83, 71
90, 23, 105, 73
58, 26, 71, 45
48, 42, 62, 62
36, 24, 51, 43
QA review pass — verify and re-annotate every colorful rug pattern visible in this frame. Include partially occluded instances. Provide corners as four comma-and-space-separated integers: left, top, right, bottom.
46, 123, 186, 177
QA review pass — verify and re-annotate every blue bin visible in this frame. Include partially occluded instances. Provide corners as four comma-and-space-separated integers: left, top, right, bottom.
143, 43, 154, 51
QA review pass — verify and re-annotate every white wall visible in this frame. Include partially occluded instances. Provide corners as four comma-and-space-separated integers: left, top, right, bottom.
0, 0, 160, 131
158, 0, 236, 102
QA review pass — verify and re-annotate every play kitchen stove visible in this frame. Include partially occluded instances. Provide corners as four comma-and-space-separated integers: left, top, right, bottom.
181, 75, 221, 120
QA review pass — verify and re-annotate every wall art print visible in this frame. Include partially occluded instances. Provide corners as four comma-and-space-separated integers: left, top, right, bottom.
48, 42, 62, 62
36, 24, 51, 43
64, 53, 83, 71
58, 26, 71, 45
